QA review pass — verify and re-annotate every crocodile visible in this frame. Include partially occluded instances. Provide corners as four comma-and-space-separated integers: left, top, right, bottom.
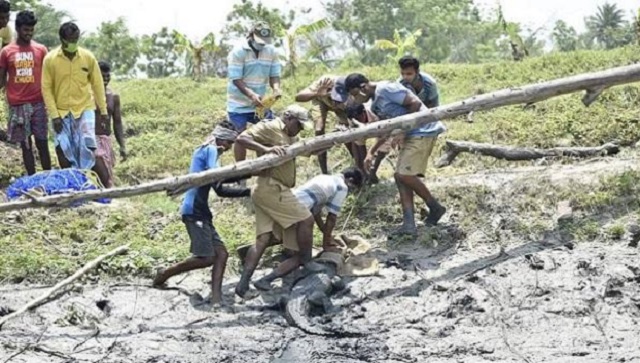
284, 251, 364, 337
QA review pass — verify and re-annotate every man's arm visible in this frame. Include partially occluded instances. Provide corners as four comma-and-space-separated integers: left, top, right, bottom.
232, 79, 262, 104
0, 67, 6, 89
269, 55, 282, 97
41, 56, 60, 120
212, 181, 250, 198
90, 58, 108, 117
1, 28, 11, 48
322, 187, 347, 246
236, 132, 274, 155
366, 136, 391, 159
295, 77, 331, 102
314, 211, 326, 233
112, 94, 126, 158
269, 76, 281, 98
322, 213, 338, 245
403, 92, 427, 114
0, 48, 8, 89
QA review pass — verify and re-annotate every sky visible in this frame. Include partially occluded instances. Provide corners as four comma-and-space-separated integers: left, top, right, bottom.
53, 0, 639, 41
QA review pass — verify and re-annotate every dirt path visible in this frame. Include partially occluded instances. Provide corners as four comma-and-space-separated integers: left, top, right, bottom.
2, 158, 640, 363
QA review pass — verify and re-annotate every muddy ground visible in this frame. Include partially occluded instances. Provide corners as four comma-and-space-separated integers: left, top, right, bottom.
2, 159, 640, 363
1, 233, 639, 362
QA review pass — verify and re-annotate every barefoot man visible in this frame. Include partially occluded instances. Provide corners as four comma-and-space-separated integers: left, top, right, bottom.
236, 167, 365, 264
153, 124, 250, 305
234, 105, 319, 297
93, 60, 126, 188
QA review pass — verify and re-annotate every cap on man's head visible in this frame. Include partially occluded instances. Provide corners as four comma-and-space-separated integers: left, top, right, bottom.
330, 76, 349, 103
251, 21, 273, 45
283, 104, 312, 129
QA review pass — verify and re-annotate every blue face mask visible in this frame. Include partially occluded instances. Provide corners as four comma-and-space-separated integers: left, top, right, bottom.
251, 40, 265, 51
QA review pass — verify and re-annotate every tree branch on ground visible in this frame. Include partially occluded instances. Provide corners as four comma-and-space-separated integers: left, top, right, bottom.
435, 140, 620, 168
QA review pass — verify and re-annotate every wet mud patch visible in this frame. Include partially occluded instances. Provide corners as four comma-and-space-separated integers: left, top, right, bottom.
1, 239, 639, 362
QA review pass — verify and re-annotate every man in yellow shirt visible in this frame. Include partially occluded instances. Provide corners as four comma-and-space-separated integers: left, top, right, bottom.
42, 22, 108, 170
0, 1, 12, 47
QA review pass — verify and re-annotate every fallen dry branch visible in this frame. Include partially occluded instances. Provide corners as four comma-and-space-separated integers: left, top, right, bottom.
435, 140, 620, 167
0, 244, 129, 330
0, 64, 639, 212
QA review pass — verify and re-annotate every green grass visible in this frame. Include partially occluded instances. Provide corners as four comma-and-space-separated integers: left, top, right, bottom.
2, 46, 640, 282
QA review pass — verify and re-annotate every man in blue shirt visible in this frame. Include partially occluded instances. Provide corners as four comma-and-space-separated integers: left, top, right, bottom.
153, 123, 251, 305
345, 73, 447, 236
226, 21, 282, 163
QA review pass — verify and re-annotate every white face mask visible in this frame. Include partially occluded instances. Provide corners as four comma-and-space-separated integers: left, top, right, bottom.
250, 40, 265, 51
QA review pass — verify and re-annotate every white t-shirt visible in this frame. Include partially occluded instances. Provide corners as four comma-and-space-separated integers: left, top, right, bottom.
293, 174, 348, 215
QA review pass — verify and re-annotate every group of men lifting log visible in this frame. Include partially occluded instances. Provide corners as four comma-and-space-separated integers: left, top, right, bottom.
152, 21, 447, 304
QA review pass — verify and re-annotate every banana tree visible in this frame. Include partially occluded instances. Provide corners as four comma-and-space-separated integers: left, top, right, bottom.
284, 18, 331, 78
373, 29, 423, 61
173, 31, 220, 81
497, 5, 528, 61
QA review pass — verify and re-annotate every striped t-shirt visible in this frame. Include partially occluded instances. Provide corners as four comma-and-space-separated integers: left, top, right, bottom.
293, 174, 348, 216
226, 41, 282, 113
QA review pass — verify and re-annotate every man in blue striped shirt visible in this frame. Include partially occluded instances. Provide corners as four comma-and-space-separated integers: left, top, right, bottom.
226, 21, 282, 163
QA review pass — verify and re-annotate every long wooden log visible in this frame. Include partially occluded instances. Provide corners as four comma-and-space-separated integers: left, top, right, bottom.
435, 140, 620, 167
0, 63, 639, 213
0, 244, 130, 330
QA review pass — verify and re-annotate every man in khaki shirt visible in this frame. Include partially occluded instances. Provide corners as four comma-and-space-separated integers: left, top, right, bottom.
295, 75, 367, 175
42, 22, 107, 170
234, 104, 317, 298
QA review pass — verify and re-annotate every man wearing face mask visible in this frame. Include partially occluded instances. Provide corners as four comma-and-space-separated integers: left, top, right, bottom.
227, 21, 282, 164
42, 22, 108, 171
397, 56, 439, 109
345, 73, 447, 237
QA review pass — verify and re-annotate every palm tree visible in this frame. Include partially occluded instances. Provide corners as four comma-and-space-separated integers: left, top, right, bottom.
585, 3, 626, 49
373, 29, 423, 61
173, 31, 220, 81
284, 18, 331, 78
